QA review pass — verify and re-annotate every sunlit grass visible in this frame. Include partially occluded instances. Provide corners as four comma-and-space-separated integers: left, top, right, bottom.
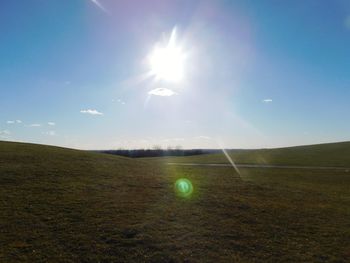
1, 141, 349, 262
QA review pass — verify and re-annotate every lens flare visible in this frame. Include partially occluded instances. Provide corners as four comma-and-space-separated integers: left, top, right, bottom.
175, 178, 193, 198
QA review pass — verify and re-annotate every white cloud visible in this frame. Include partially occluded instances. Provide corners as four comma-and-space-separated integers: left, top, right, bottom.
148, 88, 177, 97
113, 98, 126, 105
29, 124, 41, 127
43, 131, 56, 136
7, 120, 22, 124
89, 0, 108, 13
80, 109, 104, 115
48, 122, 56, 126
262, 99, 272, 103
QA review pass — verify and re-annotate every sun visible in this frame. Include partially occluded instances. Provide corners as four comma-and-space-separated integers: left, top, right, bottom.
149, 28, 186, 83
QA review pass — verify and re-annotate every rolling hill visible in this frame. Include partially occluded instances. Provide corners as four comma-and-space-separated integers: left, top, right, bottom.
154, 141, 350, 167
1, 141, 350, 262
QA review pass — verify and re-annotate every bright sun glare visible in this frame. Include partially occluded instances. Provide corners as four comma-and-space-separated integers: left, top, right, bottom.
149, 28, 186, 82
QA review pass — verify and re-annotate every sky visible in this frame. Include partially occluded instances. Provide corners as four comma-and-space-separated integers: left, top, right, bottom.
1, 0, 350, 150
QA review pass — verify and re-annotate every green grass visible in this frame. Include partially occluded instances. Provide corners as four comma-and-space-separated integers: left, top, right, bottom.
151, 141, 350, 167
1, 141, 350, 262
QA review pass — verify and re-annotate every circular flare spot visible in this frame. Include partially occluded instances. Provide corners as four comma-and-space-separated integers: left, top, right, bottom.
175, 178, 193, 198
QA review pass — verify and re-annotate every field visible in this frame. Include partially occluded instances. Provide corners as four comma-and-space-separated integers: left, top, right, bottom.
151, 141, 350, 167
1, 141, 350, 262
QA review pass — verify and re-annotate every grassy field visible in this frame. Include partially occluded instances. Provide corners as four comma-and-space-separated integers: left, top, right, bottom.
1, 141, 350, 262
152, 141, 350, 167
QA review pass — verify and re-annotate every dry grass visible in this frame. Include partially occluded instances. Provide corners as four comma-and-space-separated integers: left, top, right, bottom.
151, 141, 350, 167
1, 141, 350, 262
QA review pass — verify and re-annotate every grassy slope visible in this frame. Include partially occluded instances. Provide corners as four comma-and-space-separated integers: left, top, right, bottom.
1, 141, 350, 262
152, 141, 350, 167
0, 141, 165, 262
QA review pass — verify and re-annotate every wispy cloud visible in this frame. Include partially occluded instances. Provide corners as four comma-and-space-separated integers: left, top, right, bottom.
29, 124, 41, 127
48, 122, 56, 126
0, 130, 10, 139
262, 99, 272, 103
149, 88, 177, 97
112, 98, 126, 105
117, 99, 126, 105
0, 130, 10, 135
7, 120, 22, 124
89, 0, 108, 13
42, 131, 56, 136
80, 109, 104, 116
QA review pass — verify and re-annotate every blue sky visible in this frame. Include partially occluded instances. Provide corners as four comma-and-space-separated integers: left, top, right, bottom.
1, 0, 350, 149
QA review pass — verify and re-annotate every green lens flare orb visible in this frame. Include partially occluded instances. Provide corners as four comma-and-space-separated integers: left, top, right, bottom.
175, 178, 193, 198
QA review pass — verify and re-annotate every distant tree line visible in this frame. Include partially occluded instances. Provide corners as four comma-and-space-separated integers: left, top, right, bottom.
93, 148, 222, 158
